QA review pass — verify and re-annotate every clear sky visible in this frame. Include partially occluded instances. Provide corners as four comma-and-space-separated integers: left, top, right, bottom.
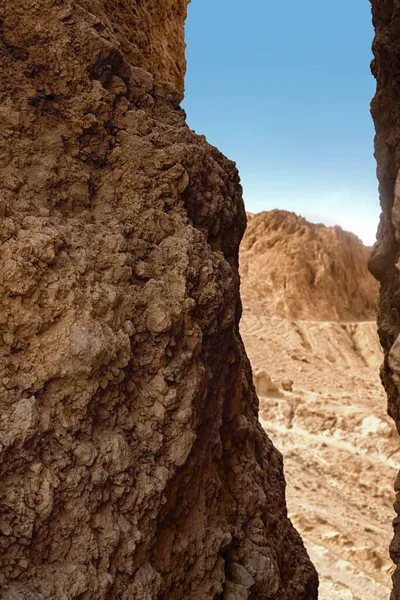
183, 0, 380, 245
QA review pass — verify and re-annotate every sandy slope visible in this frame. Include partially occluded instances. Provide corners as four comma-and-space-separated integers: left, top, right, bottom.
240, 313, 397, 598
306, 542, 390, 600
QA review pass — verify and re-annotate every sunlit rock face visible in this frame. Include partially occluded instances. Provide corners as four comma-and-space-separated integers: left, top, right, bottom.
370, 1, 400, 597
241, 210, 378, 321
0, 1, 317, 598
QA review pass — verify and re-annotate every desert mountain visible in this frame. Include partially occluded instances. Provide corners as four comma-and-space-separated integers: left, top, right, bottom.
240, 210, 378, 321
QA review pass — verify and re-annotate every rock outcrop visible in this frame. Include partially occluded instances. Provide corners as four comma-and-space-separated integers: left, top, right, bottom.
370, 1, 400, 597
240, 210, 378, 321
0, 1, 317, 598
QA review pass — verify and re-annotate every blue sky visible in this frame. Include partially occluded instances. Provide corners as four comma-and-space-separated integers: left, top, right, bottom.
183, 0, 379, 245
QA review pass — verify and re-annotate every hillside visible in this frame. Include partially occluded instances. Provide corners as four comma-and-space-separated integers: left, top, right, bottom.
240, 210, 378, 321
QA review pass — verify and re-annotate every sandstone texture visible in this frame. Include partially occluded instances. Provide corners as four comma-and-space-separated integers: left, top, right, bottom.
240, 211, 395, 598
370, 1, 400, 598
240, 210, 378, 321
0, 1, 317, 598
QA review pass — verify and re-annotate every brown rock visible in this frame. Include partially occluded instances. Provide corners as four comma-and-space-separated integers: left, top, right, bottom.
370, 1, 400, 597
0, 1, 317, 599
282, 380, 294, 392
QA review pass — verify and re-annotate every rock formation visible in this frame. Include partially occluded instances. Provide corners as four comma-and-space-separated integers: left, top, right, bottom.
0, 1, 317, 598
369, 1, 400, 598
240, 210, 378, 321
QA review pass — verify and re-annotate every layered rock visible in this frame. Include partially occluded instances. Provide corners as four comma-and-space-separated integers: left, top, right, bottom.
240, 210, 378, 321
370, 1, 400, 597
0, 1, 317, 598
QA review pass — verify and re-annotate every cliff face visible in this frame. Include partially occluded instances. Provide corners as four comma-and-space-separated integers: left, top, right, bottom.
370, 1, 400, 598
240, 210, 378, 321
75, 0, 190, 94
0, 1, 317, 598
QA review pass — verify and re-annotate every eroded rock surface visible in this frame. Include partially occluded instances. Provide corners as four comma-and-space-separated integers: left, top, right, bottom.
0, 1, 317, 598
369, 2, 400, 597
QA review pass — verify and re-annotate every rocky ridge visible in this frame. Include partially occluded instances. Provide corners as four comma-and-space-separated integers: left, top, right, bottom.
240, 210, 378, 321
0, 1, 317, 598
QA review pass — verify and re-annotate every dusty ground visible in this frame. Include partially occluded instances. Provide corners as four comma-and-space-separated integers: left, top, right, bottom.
241, 312, 398, 598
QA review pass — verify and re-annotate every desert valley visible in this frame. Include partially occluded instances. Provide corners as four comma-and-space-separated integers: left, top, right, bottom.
240, 210, 397, 599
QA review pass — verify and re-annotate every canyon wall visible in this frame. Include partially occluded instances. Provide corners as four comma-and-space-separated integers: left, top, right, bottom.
370, 1, 400, 597
0, 1, 317, 598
